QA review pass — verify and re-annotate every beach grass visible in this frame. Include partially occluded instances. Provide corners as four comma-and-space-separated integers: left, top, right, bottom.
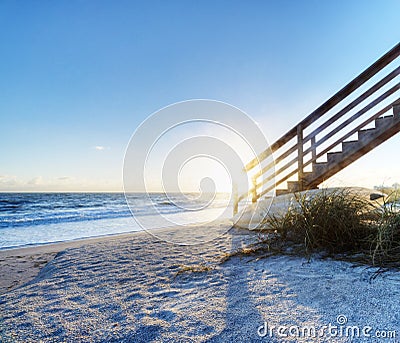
256, 188, 400, 269
371, 192, 400, 267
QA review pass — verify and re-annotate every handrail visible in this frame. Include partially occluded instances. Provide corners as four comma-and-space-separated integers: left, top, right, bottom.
235, 42, 400, 213
303, 66, 400, 143
245, 42, 400, 171
257, 99, 400, 199
253, 79, 400, 191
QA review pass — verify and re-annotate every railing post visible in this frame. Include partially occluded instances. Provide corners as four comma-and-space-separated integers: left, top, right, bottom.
297, 124, 304, 190
311, 136, 317, 163
251, 176, 257, 203
232, 183, 238, 216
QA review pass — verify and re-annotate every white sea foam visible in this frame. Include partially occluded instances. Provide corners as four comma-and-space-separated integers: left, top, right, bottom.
0, 193, 232, 249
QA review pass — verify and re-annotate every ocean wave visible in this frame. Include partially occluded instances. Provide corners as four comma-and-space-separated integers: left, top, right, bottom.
0, 210, 133, 228
0, 193, 230, 229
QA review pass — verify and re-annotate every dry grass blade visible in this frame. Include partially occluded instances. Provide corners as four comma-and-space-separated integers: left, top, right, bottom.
261, 188, 400, 270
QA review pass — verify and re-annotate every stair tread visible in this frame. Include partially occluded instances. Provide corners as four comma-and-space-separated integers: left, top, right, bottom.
359, 127, 376, 133
376, 115, 394, 120
376, 116, 396, 126
327, 151, 343, 156
342, 140, 361, 154
312, 162, 328, 169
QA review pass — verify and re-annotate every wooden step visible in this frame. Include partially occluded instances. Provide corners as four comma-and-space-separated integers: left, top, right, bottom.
375, 115, 396, 130
286, 181, 299, 192
306, 115, 400, 189
327, 151, 343, 165
342, 140, 359, 155
358, 127, 378, 142
393, 103, 400, 116
304, 164, 327, 186
375, 115, 396, 131
311, 162, 328, 176
275, 189, 289, 196
301, 172, 312, 181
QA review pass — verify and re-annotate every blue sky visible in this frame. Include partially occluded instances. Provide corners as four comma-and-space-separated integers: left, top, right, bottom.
0, 1, 399, 191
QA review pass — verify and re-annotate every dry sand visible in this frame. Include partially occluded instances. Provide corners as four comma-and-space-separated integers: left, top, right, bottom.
0, 233, 148, 295
1, 222, 400, 342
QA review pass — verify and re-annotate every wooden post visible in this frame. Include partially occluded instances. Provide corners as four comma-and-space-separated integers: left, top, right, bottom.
232, 183, 238, 216
297, 124, 304, 190
251, 176, 257, 203
311, 136, 317, 163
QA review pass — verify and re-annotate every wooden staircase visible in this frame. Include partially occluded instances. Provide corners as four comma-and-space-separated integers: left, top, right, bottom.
282, 109, 400, 196
234, 43, 400, 211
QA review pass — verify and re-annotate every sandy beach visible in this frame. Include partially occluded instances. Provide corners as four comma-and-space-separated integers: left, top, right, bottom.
0, 233, 146, 295
1, 223, 399, 342
2, 1, 400, 341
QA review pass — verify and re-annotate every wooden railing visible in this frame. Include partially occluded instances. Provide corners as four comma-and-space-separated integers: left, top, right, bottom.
234, 42, 400, 213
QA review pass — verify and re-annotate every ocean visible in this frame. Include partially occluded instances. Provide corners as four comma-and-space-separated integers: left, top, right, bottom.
0, 193, 231, 249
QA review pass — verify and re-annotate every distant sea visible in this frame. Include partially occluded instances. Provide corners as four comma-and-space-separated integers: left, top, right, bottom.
0, 193, 230, 249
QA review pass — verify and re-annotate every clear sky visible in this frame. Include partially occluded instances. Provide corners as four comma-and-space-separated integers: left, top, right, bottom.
1, 0, 399, 192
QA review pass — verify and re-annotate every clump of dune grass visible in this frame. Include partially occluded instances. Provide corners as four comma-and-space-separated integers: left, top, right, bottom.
266, 189, 375, 255
262, 188, 400, 269
174, 189, 400, 274
371, 195, 400, 268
